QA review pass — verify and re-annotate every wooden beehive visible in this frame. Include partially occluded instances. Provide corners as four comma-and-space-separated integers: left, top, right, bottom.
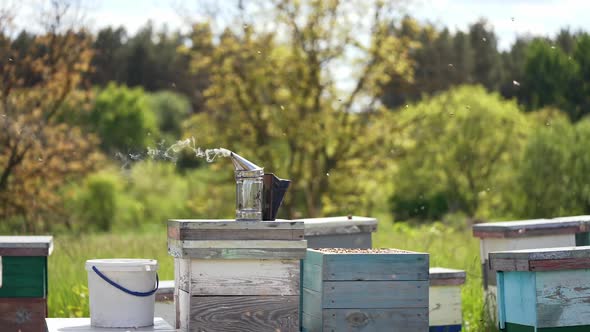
490, 246, 590, 331
168, 219, 306, 332
429, 267, 466, 332
0, 236, 53, 332
296, 216, 378, 249
301, 248, 429, 332
472, 216, 590, 315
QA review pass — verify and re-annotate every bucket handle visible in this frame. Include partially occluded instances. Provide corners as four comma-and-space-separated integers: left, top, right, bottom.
92, 266, 159, 297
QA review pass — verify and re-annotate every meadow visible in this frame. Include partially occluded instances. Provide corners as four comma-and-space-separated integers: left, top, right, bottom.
48, 218, 497, 331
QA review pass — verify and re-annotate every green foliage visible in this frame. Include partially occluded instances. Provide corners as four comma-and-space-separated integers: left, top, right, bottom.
90, 83, 159, 153
67, 172, 120, 231
390, 85, 528, 220
515, 111, 590, 218
148, 91, 191, 143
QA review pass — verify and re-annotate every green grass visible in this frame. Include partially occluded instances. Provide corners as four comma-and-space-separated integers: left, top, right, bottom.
48, 219, 497, 331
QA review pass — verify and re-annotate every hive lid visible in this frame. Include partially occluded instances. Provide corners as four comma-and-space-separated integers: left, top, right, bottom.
429, 267, 466, 285
472, 216, 590, 239
489, 246, 590, 272
0, 236, 53, 256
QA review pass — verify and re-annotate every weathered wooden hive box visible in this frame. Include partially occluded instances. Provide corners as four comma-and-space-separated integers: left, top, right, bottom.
490, 246, 590, 331
429, 267, 466, 332
296, 216, 378, 249
472, 216, 590, 311
168, 219, 306, 332
0, 236, 53, 332
302, 248, 429, 332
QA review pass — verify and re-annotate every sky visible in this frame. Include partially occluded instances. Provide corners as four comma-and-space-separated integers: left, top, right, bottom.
10, 0, 590, 50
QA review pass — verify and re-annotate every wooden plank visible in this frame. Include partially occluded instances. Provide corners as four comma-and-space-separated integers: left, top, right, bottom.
188, 295, 299, 332
322, 252, 429, 281
188, 259, 299, 295
430, 278, 466, 286
302, 261, 323, 292
322, 280, 428, 309
175, 258, 190, 293
169, 239, 307, 249
0, 256, 47, 298
322, 308, 428, 332
302, 287, 322, 318
0, 298, 47, 332
297, 216, 378, 236
169, 228, 304, 241
536, 270, 590, 328
169, 247, 307, 260
490, 258, 530, 272
177, 288, 189, 330
503, 271, 537, 328
305, 233, 372, 249
530, 258, 590, 271
429, 285, 462, 326
168, 219, 304, 230
301, 312, 322, 332
472, 217, 590, 238
490, 246, 590, 261
429, 267, 466, 286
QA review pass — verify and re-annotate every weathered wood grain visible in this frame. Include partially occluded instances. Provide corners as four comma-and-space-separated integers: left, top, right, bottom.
536, 270, 590, 328
490, 258, 531, 272
188, 296, 299, 332
429, 285, 462, 326
168, 219, 303, 230
169, 239, 308, 249
0, 298, 47, 332
305, 233, 372, 249
169, 247, 307, 260
322, 252, 429, 281
322, 280, 428, 309
175, 258, 190, 292
0, 256, 47, 298
472, 216, 590, 238
296, 216, 377, 236
0, 236, 53, 256
490, 246, 590, 271
322, 308, 428, 332
429, 267, 466, 286
187, 259, 299, 296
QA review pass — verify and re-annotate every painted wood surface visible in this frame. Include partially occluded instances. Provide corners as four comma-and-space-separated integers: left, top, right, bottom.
168, 219, 303, 230
0, 236, 53, 256
296, 216, 378, 236
0, 256, 2, 287
169, 247, 307, 259
321, 308, 428, 332
536, 269, 590, 328
303, 249, 428, 281
429, 325, 462, 332
472, 216, 590, 238
169, 227, 304, 241
46, 317, 175, 331
323, 280, 428, 309
430, 267, 466, 286
429, 285, 462, 326
305, 233, 372, 249
187, 295, 299, 332
0, 297, 47, 332
178, 259, 299, 296
0, 256, 47, 297
500, 272, 537, 328
504, 322, 590, 331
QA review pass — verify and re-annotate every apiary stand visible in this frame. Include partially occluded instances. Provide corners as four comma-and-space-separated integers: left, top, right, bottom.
168, 219, 306, 332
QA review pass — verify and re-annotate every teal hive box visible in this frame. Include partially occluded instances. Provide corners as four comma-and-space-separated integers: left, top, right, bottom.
302, 248, 429, 332
490, 246, 590, 332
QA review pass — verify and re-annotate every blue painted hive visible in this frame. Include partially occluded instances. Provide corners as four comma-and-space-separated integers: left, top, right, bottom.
490, 246, 590, 332
302, 248, 429, 332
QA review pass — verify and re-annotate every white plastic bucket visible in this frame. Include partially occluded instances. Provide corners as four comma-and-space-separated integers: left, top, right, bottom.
85, 258, 159, 328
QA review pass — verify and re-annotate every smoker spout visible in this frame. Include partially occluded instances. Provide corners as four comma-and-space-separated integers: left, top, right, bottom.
229, 152, 263, 172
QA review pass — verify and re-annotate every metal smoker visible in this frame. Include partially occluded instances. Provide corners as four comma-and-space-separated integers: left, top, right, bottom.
229, 151, 290, 221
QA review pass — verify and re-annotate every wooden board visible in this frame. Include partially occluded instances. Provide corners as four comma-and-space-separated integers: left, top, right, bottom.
322, 280, 428, 309
187, 295, 299, 332
168, 219, 303, 230
473, 217, 590, 238
305, 233, 372, 249
321, 308, 428, 332
169, 247, 307, 260
536, 270, 590, 328
0, 256, 47, 298
0, 236, 53, 256
169, 227, 304, 241
179, 259, 299, 296
499, 271, 537, 328
429, 285, 462, 326
321, 252, 429, 281
296, 216, 378, 236
0, 297, 47, 332
429, 267, 466, 286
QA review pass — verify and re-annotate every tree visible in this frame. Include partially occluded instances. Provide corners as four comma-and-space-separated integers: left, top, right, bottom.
88, 83, 158, 155
184, 0, 415, 218
0, 2, 102, 232
390, 85, 528, 221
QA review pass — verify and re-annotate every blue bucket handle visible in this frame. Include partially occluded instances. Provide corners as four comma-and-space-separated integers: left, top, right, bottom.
92, 265, 159, 297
